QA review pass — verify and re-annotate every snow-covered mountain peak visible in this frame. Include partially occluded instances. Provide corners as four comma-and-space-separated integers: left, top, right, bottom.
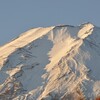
0, 23, 100, 100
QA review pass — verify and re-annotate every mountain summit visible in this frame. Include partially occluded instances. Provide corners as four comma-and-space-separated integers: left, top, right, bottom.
0, 23, 100, 100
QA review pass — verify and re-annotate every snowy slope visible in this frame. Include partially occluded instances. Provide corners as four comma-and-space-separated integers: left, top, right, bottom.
0, 23, 100, 100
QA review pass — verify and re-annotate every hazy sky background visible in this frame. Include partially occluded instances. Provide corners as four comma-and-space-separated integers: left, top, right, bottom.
0, 0, 100, 45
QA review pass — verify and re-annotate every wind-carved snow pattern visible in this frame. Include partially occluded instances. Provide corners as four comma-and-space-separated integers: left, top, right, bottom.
0, 23, 100, 100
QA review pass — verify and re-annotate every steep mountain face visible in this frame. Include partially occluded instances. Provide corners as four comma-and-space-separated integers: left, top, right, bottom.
0, 23, 100, 100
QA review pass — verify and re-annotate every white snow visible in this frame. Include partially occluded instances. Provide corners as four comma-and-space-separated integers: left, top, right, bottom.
0, 27, 54, 67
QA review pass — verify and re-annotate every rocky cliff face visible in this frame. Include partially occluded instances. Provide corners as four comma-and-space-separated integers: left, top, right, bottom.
0, 23, 100, 100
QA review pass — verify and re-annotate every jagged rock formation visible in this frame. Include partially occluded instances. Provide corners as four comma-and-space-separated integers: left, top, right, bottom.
0, 23, 100, 100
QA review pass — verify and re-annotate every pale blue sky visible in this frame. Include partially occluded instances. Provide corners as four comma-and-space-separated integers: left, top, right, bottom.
0, 0, 100, 45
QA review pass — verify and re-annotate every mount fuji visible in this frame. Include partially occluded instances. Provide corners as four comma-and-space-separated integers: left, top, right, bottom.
0, 23, 100, 100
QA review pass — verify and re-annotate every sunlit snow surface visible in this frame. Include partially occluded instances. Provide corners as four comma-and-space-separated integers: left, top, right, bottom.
0, 23, 100, 100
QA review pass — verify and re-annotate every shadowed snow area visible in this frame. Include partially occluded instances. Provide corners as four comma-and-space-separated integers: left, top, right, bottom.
0, 23, 100, 100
